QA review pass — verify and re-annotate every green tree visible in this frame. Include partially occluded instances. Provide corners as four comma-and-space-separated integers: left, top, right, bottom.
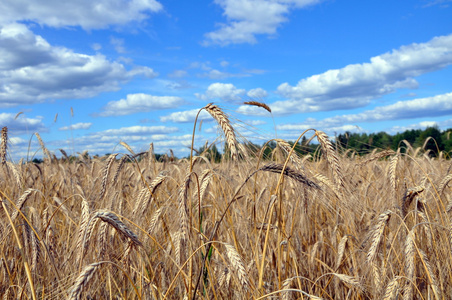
417, 126, 444, 156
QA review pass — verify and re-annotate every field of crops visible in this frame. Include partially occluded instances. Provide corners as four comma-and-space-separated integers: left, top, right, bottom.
1, 104, 452, 299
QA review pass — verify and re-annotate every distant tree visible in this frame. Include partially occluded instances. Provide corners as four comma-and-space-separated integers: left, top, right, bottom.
417, 126, 444, 156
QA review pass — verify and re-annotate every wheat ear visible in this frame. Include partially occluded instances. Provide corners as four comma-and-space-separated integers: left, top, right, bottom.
315, 130, 344, 189
258, 163, 320, 189
243, 101, 272, 113
367, 210, 391, 263
389, 154, 399, 198
69, 262, 101, 300
336, 235, 348, 269
10, 189, 36, 222
403, 230, 415, 300
383, 276, 401, 300
35, 132, 52, 162
98, 153, 117, 200
178, 173, 191, 239
224, 243, 249, 289
1, 127, 7, 165
76, 197, 90, 264
204, 103, 238, 160
359, 149, 395, 165
94, 210, 142, 247
439, 173, 452, 198
276, 139, 305, 172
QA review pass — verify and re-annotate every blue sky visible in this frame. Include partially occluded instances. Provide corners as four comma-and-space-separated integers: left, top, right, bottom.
1, 0, 452, 159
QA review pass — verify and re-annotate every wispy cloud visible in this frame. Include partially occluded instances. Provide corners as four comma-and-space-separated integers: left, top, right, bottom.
272, 34, 452, 115
99, 93, 184, 117
277, 92, 452, 132
0, 112, 46, 135
110, 37, 126, 53
59, 122, 92, 131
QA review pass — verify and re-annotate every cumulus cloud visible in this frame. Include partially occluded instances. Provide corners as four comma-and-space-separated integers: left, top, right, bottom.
204, 0, 321, 46
195, 83, 246, 102
99, 93, 184, 117
277, 92, 452, 133
272, 34, 452, 115
0, 23, 158, 107
196, 83, 269, 107
59, 122, 92, 131
247, 87, 268, 98
0, 112, 46, 135
0, 0, 163, 29
160, 109, 212, 123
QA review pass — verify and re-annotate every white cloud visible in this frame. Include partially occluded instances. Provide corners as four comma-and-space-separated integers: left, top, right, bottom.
100, 125, 178, 136
246, 120, 266, 126
247, 87, 268, 98
277, 92, 452, 133
321, 92, 452, 125
204, 0, 320, 46
110, 37, 126, 53
195, 83, 246, 102
92, 43, 102, 51
51, 125, 179, 154
236, 105, 270, 116
272, 34, 452, 115
388, 121, 446, 134
99, 93, 184, 117
0, 23, 158, 107
0, 112, 46, 135
59, 122, 92, 131
168, 70, 188, 78
0, 0, 163, 29
160, 109, 212, 123
204, 69, 233, 79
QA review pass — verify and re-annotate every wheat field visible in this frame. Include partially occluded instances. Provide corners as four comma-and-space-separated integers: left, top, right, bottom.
1, 104, 452, 299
